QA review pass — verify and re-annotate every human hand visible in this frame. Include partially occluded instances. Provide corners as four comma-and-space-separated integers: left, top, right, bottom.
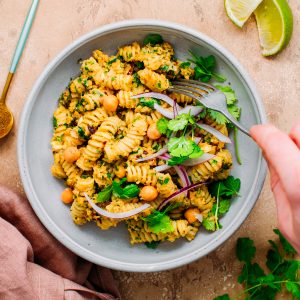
250, 123, 300, 253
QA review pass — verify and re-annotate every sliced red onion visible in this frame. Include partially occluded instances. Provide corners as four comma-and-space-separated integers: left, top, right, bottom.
179, 105, 203, 116
195, 213, 203, 222
135, 147, 167, 162
174, 165, 190, 196
194, 137, 202, 144
153, 103, 174, 119
197, 123, 231, 144
84, 193, 150, 219
154, 164, 172, 172
181, 153, 216, 166
158, 153, 170, 160
131, 92, 179, 108
157, 182, 208, 211
179, 165, 191, 186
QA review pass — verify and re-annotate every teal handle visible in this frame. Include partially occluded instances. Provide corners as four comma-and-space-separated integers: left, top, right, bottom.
9, 0, 39, 73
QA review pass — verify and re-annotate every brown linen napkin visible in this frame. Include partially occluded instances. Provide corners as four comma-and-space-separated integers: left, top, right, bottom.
0, 186, 121, 300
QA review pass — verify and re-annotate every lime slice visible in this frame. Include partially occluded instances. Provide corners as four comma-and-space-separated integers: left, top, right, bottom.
225, 0, 263, 28
254, 0, 293, 56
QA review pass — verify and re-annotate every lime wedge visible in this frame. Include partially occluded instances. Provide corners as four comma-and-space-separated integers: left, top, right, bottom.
254, 0, 293, 56
225, 0, 263, 28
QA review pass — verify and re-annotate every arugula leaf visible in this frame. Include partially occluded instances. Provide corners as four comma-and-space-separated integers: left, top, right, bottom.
97, 185, 113, 202
53, 116, 58, 129
138, 97, 159, 109
156, 117, 169, 134
143, 33, 163, 45
274, 229, 297, 256
112, 179, 140, 199
145, 241, 160, 249
213, 294, 231, 300
236, 237, 256, 263
189, 52, 226, 83
167, 137, 195, 157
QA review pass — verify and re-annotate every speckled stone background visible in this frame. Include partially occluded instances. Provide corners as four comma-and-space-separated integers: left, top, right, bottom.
0, 1, 299, 299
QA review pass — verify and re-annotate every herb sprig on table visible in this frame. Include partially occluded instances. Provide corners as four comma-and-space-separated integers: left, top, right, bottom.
214, 229, 300, 300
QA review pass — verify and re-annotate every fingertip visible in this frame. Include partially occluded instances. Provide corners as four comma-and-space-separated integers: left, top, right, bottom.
289, 121, 300, 148
250, 123, 278, 143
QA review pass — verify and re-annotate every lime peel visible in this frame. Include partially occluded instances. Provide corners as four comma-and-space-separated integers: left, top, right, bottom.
254, 0, 293, 56
225, 0, 263, 28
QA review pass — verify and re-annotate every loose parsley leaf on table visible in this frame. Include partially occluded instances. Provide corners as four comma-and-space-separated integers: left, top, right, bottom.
189, 52, 226, 83
214, 229, 300, 300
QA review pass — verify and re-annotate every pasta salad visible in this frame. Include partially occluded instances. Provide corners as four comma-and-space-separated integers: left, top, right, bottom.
51, 34, 241, 247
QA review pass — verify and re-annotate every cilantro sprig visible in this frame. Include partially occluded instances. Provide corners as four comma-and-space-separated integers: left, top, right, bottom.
214, 229, 300, 300
203, 176, 241, 231
138, 97, 160, 109
189, 51, 226, 83
142, 203, 180, 234
97, 178, 140, 202
143, 33, 163, 46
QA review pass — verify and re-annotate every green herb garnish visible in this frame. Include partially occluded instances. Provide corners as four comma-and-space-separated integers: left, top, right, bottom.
179, 61, 191, 69
214, 229, 299, 300
138, 97, 160, 109
145, 241, 160, 249
189, 52, 226, 83
143, 203, 179, 234
143, 33, 163, 45
96, 179, 140, 202
53, 116, 58, 129
156, 117, 169, 134
78, 126, 88, 140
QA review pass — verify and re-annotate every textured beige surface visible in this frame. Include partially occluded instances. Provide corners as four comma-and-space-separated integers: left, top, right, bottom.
0, 1, 299, 299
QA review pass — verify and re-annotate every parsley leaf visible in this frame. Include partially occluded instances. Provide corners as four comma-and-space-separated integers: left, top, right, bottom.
215, 85, 237, 105
143, 203, 179, 234
236, 237, 256, 263
167, 137, 195, 157
78, 126, 88, 140
167, 156, 189, 166
97, 185, 113, 202
143, 33, 163, 45
202, 217, 216, 231
168, 114, 189, 131
213, 295, 231, 300
112, 178, 140, 199
273, 228, 297, 256
209, 176, 241, 199
145, 241, 160, 249
189, 52, 226, 83
138, 97, 159, 109
53, 116, 58, 129
179, 61, 191, 69
156, 117, 169, 134
218, 200, 231, 215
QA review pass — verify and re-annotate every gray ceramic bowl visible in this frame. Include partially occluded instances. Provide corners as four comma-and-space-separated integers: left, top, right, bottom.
18, 20, 267, 272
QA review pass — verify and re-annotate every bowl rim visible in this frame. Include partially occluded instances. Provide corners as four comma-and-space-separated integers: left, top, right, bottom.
18, 19, 267, 272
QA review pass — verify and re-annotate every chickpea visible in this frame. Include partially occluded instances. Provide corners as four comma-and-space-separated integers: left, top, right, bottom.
64, 147, 80, 163
103, 95, 119, 112
147, 123, 162, 140
184, 208, 201, 224
61, 188, 74, 204
139, 186, 158, 202
115, 165, 126, 178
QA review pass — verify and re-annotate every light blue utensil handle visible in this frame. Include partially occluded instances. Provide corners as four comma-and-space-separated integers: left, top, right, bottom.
9, 0, 39, 73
